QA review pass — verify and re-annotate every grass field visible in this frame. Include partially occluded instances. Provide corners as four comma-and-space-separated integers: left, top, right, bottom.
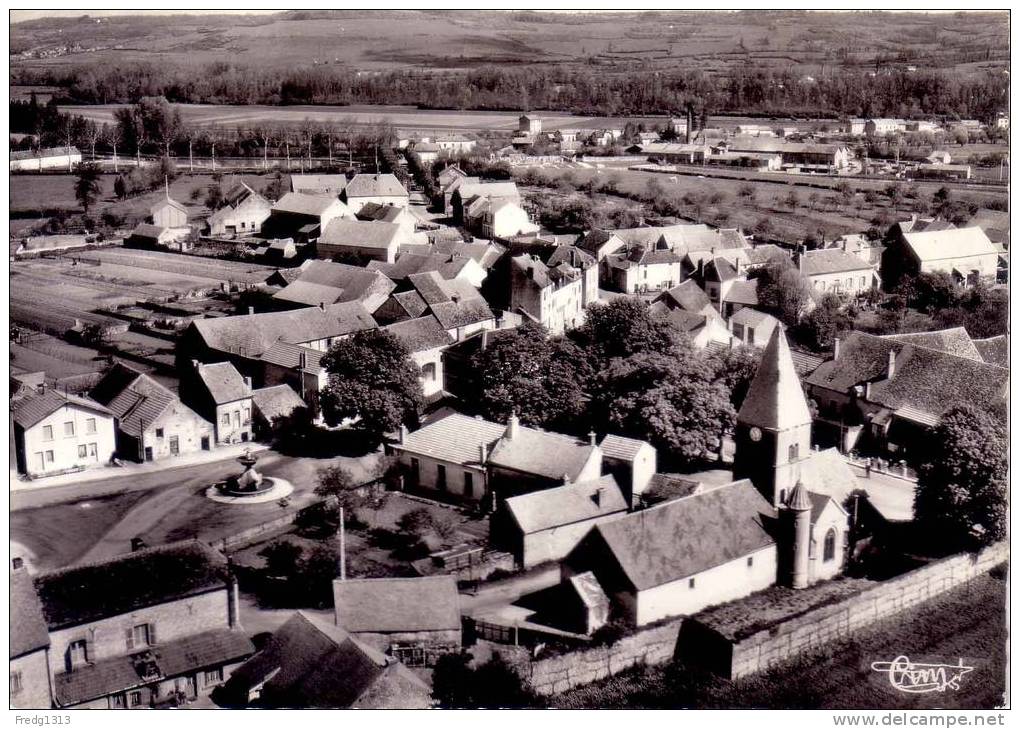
553, 571, 1007, 710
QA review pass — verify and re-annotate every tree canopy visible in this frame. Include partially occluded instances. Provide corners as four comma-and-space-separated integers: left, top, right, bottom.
753, 259, 812, 326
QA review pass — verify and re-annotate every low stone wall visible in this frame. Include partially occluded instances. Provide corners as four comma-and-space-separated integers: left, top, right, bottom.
517, 620, 684, 696
688, 543, 1008, 680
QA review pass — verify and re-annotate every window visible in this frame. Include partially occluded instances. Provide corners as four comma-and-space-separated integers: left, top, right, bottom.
109, 694, 126, 709
155, 428, 164, 438
127, 624, 152, 651
409, 458, 420, 486
88, 443, 98, 459
464, 472, 474, 497
10, 672, 22, 696
45, 451, 54, 463
437, 464, 447, 491
422, 362, 437, 382
222, 413, 230, 426
860, 276, 867, 289
688, 578, 696, 589
69, 639, 89, 668
42, 425, 53, 441
747, 556, 754, 567
86, 418, 97, 434
242, 407, 251, 425
130, 691, 143, 707
234, 411, 241, 428
64, 421, 75, 437
12, 557, 23, 570
747, 327, 756, 345
78, 445, 88, 459
204, 668, 224, 685
824, 529, 837, 562
788, 443, 799, 462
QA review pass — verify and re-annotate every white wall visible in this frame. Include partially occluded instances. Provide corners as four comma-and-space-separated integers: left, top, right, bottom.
623, 262, 682, 294
635, 545, 778, 626
809, 270, 876, 296
398, 451, 487, 502
214, 398, 253, 445
521, 511, 628, 569
20, 405, 116, 477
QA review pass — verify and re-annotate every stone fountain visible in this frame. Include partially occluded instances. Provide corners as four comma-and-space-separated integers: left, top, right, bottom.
205, 449, 294, 504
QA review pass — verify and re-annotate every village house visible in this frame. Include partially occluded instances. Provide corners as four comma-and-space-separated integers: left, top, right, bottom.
151, 196, 189, 229
249, 384, 307, 436
798, 248, 880, 296
598, 434, 657, 505
519, 114, 543, 135
967, 208, 1009, 248
606, 246, 684, 294
333, 576, 461, 664
207, 182, 272, 237
881, 225, 998, 289
492, 475, 630, 569
315, 219, 407, 264
289, 174, 348, 197
509, 251, 589, 334
10, 567, 53, 709
826, 234, 885, 268
805, 329, 1008, 458
926, 150, 952, 165
259, 342, 327, 416
640, 142, 708, 165
186, 361, 254, 445
126, 223, 189, 252
390, 412, 602, 506
368, 250, 488, 289
381, 270, 496, 341
10, 145, 82, 172
913, 163, 972, 181
220, 612, 429, 709
412, 142, 440, 164
90, 363, 214, 461
12, 387, 116, 478
381, 315, 455, 400
434, 134, 477, 154
265, 193, 353, 243
341, 173, 410, 213
450, 180, 521, 223
649, 281, 733, 349
729, 308, 781, 348
272, 259, 396, 312
356, 202, 418, 238
464, 197, 540, 240
438, 174, 481, 213
28, 541, 253, 709
256, 238, 298, 262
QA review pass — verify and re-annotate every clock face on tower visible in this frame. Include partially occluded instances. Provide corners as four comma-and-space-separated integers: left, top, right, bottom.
749, 427, 763, 442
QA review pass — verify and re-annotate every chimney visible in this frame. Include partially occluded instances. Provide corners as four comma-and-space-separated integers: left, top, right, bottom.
886, 349, 897, 379
505, 413, 520, 440
298, 351, 307, 370
11, 557, 24, 571
130, 536, 147, 552
243, 376, 252, 392
248, 306, 255, 315
228, 575, 242, 630
480, 329, 490, 351
588, 430, 597, 447
734, 257, 741, 275
562, 472, 572, 486
864, 381, 873, 400
399, 424, 409, 443
479, 442, 488, 464
833, 337, 841, 360
797, 252, 804, 273
36, 382, 46, 395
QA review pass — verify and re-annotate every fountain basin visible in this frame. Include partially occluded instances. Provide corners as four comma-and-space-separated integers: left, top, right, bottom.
205, 477, 294, 504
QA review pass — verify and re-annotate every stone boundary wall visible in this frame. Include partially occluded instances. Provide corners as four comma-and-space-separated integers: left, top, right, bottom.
721, 542, 1008, 679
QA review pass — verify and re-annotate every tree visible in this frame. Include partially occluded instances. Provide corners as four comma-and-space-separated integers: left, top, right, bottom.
314, 465, 369, 523
753, 260, 811, 325
915, 406, 1006, 552
463, 322, 589, 431
395, 507, 434, 540
319, 329, 423, 440
573, 297, 681, 364
592, 349, 734, 466
259, 540, 303, 577
797, 293, 853, 352
705, 345, 762, 410
432, 653, 541, 709
73, 162, 103, 215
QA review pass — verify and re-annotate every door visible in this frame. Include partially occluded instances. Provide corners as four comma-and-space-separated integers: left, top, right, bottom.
200, 436, 210, 451
88, 443, 98, 462
169, 436, 180, 456
409, 458, 420, 487
35, 452, 44, 472
144, 447, 153, 462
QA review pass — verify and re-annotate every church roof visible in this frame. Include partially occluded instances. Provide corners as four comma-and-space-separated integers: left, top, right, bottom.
737, 327, 812, 431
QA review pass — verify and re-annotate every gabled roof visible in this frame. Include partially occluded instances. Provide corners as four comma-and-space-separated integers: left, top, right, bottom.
744, 244, 788, 266
196, 362, 250, 405
796, 448, 861, 510
901, 226, 996, 263
333, 576, 460, 633
343, 173, 409, 199
407, 271, 494, 330
190, 302, 376, 358
722, 279, 759, 306
505, 475, 627, 535
224, 612, 428, 709
737, 326, 812, 431
730, 307, 779, 329
799, 248, 875, 276
487, 420, 598, 482
367, 252, 449, 281
656, 280, 713, 313
455, 180, 520, 202
704, 256, 739, 282
34, 541, 229, 631
12, 389, 112, 430
273, 192, 348, 218
259, 341, 324, 373
251, 384, 306, 423
589, 479, 775, 591
569, 572, 609, 610
599, 434, 652, 461
90, 363, 180, 438
273, 260, 395, 308
319, 219, 403, 251
290, 174, 348, 195
394, 413, 506, 466
676, 227, 748, 254
11, 569, 49, 659
883, 328, 983, 361
150, 197, 187, 217
546, 245, 596, 269
130, 222, 168, 240
389, 290, 429, 319
973, 335, 1009, 368
356, 202, 411, 224
382, 315, 454, 353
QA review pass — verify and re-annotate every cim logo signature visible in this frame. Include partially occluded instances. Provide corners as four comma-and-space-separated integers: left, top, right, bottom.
870, 656, 974, 694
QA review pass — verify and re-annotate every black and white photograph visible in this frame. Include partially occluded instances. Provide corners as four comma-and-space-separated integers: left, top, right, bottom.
7, 8, 1010, 717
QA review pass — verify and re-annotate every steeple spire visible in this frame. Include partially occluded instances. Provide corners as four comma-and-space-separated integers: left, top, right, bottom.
737, 326, 812, 432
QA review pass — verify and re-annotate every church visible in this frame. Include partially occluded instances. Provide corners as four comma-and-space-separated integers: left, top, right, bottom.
563, 327, 857, 628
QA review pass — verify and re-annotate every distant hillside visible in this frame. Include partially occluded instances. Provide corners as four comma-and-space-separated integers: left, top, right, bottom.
10, 10, 1010, 75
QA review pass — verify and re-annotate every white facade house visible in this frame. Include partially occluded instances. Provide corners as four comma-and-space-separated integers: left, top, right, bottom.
13, 389, 117, 478
799, 248, 880, 297
10, 146, 82, 172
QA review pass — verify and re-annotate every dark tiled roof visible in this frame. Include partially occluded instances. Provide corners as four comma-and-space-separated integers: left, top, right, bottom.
487, 422, 598, 481
592, 479, 775, 590
251, 385, 307, 423
90, 364, 180, 438
290, 174, 348, 195
973, 335, 1009, 368
723, 279, 759, 306
737, 326, 812, 431
505, 475, 627, 534
130, 223, 168, 240
319, 219, 403, 251
382, 315, 454, 353
54, 629, 254, 707
260, 341, 324, 373
12, 390, 112, 430
197, 361, 250, 405
273, 192, 348, 218
641, 473, 704, 505
334, 576, 460, 633
357, 202, 409, 224
408, 271, 494, 329
273, 260, 395, 307
599, 434, 651, 461
224, 612, 428, 709
367, 252, 449, 281
10, 569, 49, 659
704, 256, 739, 282
394, 412, 506, 466
343, 173, 409, 199
656, 280, 713, 312
546, 245, 596, 269
800, 248, 875, 275
883, 328, 983, 361
35, 541, 229, 631
390, 290, 429, 319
